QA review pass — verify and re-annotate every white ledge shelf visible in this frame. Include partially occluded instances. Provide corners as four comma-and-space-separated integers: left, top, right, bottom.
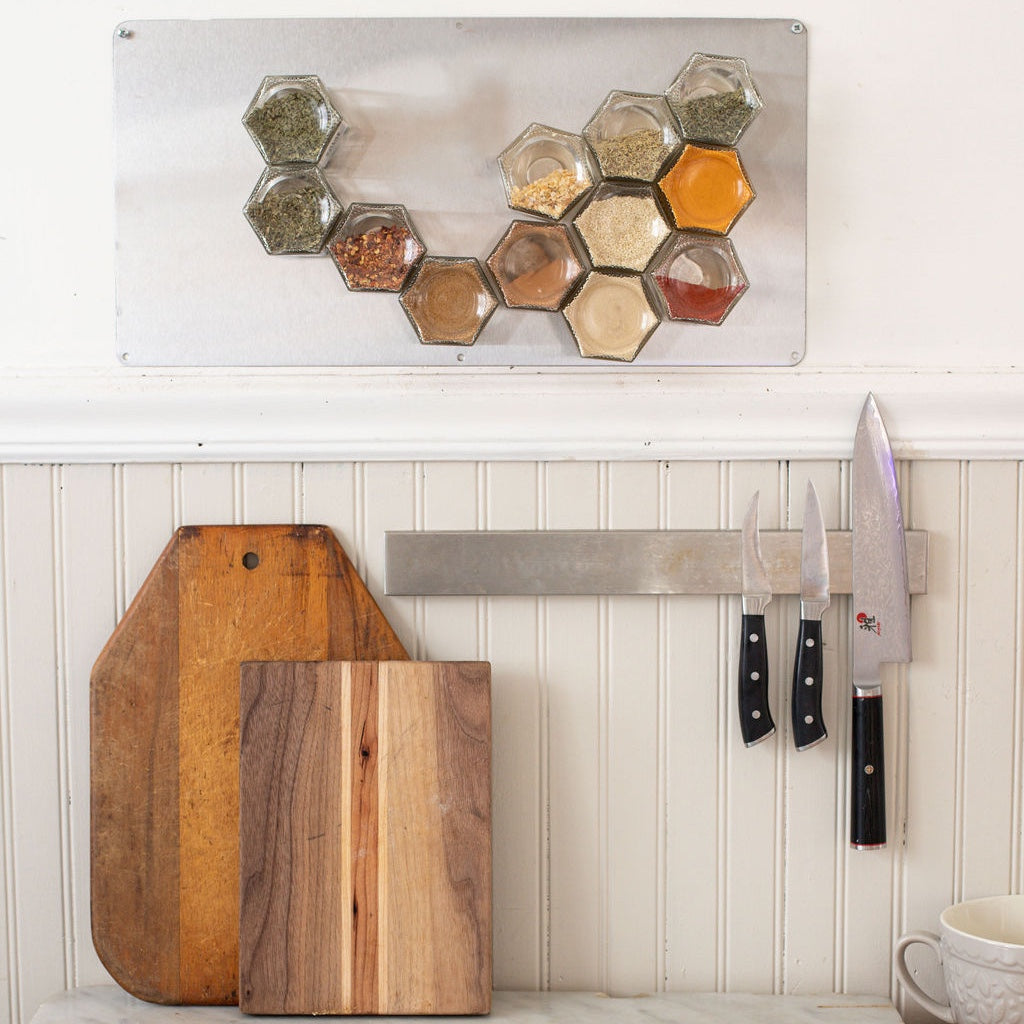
2, 366, 1024, 463
31, 986, 900, 1023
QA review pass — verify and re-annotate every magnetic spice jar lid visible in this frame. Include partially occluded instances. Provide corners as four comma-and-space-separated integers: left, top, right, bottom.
572, 183, 671, 273
400, 257, 499, 346
648, 232, 749, 325
665, 53, 763, 147
582, 90, 682, 183
242, 74, 346, 165
562, 271, 660, 362
497, 123, 596, 221
486, 221, 585, 312
327, 203, 426, 292
657, 145, 755, 235
243, 166, 343, 255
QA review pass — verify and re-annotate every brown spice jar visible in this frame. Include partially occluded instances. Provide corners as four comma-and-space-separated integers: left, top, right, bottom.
402, 259, 496, 345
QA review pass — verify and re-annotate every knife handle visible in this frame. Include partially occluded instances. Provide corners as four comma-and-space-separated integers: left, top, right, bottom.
791, 619, 826, 750
739, 613, 775, 746
851, 692, 886, 848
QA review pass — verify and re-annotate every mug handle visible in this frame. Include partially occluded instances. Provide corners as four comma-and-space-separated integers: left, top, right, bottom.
894, 931, 955, 1023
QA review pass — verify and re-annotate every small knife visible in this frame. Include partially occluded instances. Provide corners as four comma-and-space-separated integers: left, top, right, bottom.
850, 394, 912, 849
739, 491, 775, 746
792, 480, 830, 750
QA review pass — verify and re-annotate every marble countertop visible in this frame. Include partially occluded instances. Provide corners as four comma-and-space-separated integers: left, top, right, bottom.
31, 986, 901, 1023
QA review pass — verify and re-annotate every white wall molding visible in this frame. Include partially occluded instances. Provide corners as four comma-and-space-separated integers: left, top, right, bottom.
1, 367, 1021, 463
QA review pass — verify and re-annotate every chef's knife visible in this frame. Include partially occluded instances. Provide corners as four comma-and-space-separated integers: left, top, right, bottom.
740, 491, 775, 746
792, 480, 830, 751
850, 394, 912, 849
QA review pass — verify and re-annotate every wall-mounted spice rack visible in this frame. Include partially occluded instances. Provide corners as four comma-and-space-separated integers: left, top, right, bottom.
113, 17, 806, 367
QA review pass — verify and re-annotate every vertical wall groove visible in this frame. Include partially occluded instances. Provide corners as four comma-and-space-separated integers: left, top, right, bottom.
537, 462, 551, 992
51, 467, 73, 988
716, 459, 729, 992
953, 461, 970, 902
1013, 462, 1024, 895
656, 463, 668, 991
0, 468, 20, 1024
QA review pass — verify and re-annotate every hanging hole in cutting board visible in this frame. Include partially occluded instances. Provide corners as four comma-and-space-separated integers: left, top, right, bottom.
242, 552, 260, 570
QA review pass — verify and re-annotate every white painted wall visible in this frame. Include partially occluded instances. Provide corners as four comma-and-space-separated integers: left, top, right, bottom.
3, 2, 1024, 1024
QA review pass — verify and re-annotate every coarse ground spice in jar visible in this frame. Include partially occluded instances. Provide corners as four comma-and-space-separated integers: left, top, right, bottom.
573, 190, 670, 272
330, 224, 424, 291
400, 258, 498, 345
563, 272, 659, 362
592, 129, 674, 180
676, 89, 752, 144
245, 87, 336, 164
509, 169, 591, 220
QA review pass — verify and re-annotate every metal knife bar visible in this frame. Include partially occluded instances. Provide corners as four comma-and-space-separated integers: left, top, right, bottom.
384, 530, 928, 596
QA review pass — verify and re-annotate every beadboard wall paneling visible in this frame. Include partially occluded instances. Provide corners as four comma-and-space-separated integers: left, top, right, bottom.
2, 459, 1022, 1024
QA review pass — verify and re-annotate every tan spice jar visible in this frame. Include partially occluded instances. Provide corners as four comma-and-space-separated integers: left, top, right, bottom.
400, 257, 498, 346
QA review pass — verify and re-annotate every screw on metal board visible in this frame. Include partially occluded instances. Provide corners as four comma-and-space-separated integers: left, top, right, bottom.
791, 21, 805, 33
117, 26, 133, 38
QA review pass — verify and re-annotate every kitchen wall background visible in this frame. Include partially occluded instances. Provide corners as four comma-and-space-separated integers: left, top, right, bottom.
4, 0, 1024, 1023
1, 458, 1020, 1024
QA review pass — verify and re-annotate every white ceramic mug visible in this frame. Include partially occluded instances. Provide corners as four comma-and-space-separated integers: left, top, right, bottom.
895, 894, 1024, 1023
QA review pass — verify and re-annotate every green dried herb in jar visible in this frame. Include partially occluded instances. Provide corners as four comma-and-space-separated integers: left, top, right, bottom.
592, 129, 674, 181
677, 89, 752, 144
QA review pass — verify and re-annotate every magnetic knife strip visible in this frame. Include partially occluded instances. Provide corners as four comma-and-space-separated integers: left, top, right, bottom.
384, 531, 928, 596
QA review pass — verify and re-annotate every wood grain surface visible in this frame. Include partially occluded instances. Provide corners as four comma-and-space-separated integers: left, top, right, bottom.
238, 661, 491, 1016
90, 525, 408, 1005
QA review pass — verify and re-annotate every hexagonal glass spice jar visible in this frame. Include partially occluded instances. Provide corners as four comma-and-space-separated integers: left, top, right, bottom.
498, 123, 595, 221
657, 145, 755, 235
486, 221, 584, 311
327, 203, 425, 292
572, 183, 671, 274
649, 233, 748, 325
243, 74, 346, 165
400, 257, 499, 346
243, 166, 343, 255
583, 90, 681, 183
562, 271, 660, 362
665, 53, 763, 147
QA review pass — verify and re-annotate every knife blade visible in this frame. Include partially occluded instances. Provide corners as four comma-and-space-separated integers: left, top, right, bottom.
739, 491, 775, 746
850, 394, 912, 849
792, 480, 830, 751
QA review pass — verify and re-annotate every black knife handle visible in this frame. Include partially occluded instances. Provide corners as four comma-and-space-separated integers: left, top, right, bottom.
792, 619, 826, 750
851, 692, 886, 848
739, 613, 775, 746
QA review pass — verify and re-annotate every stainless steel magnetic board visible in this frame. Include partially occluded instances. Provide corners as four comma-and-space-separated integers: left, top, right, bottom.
112, 18, 806, 367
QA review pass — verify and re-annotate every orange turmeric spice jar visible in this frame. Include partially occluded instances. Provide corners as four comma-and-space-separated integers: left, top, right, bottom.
657, 144, 754, 235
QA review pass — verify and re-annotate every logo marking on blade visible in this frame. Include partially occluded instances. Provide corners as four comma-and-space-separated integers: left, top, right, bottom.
856, 612, 881, 635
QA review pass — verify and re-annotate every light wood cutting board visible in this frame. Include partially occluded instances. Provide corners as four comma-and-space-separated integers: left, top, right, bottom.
238, 660, 491, 1016
90, 525, 408, 1006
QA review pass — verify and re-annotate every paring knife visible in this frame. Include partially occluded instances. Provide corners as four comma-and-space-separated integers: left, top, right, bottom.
739, 491, 775, 746
792, 481, 830, 750
850, 394, 912, 849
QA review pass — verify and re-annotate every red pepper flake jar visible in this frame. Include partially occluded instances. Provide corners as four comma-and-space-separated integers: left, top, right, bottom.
648, 233, 748, 324
400, 257, 499, 346
327, 203, 426, 292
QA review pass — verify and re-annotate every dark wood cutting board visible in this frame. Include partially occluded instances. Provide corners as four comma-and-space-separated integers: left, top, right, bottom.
90, 525, 408, 1006
238, 661, 491, 1016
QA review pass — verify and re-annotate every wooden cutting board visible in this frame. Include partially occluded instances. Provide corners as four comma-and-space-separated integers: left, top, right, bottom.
238, 660, 491, 1016
90, 525, 408, 1006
